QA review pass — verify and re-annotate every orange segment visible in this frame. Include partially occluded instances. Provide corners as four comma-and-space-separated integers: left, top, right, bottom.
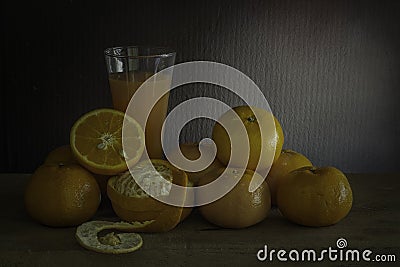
70, 109, 145, 175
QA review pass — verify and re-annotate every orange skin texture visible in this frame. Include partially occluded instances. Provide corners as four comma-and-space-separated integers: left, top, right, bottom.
198, 168, 271, 229
45, 145, 110, 196
44, 145, 78, 165
25, 164, 101, 227
168, 143, 225, 185
212, 106, 284, 172
277, 166, 353, 227
266, 149, 312, 205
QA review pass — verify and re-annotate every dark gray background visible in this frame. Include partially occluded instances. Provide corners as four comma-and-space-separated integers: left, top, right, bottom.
2, 0, 399, 173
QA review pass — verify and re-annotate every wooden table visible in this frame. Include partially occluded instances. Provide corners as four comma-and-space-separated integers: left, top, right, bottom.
0, 173, 399, 266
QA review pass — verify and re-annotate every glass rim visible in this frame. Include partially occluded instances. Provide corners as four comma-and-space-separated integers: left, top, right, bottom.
104, 45, 176, 59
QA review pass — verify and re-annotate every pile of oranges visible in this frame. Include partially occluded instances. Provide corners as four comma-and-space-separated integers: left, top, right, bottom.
25, 109, 145, 227
25, 105, 353, 233
196, 105, 352, 228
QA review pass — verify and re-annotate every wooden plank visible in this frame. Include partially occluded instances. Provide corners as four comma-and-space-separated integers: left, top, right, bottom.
0, 173, 399, 266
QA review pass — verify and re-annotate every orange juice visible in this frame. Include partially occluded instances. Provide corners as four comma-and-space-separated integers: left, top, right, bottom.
108, 72, 171, 159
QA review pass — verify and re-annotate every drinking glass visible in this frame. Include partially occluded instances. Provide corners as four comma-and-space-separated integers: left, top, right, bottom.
104, 46, 176, 159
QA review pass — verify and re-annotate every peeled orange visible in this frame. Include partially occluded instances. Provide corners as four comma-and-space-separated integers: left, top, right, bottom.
107, 159, 188, 232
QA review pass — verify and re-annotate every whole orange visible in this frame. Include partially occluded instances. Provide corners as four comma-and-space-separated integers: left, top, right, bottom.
277, 166, 353, 227
44, 145, 110, 196
266, 149, 312, 205
25, 163, 101, 227
168, 142, 224, 185
44, 145, 77, 165
212, 106, 284, 172
198, 168, 271, 228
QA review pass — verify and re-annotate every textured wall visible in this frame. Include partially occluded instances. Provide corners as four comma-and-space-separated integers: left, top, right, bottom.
2, 0, 400, 172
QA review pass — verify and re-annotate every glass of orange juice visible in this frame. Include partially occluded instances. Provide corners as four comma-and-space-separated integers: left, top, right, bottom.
104, 46, 176, 159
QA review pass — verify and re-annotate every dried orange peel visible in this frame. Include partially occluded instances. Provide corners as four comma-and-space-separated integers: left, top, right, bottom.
75, 220, 153, 254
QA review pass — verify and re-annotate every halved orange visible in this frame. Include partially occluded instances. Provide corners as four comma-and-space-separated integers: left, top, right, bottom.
70, 108, 145, 175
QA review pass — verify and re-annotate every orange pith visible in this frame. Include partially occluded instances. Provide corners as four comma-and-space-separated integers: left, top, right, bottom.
107, 159, 188, 232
